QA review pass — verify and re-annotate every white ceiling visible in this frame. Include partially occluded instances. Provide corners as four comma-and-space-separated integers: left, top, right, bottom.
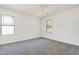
0, 4, 79, 18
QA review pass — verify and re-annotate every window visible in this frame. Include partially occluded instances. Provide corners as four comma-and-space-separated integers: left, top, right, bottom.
1, 15, 15, 35
46, 20, 52, 33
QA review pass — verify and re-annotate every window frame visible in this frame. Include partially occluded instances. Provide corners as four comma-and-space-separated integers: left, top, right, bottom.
1, 14, 15, 36
46, 19, 52, 33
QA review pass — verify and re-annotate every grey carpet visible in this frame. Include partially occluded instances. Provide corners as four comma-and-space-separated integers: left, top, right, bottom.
0, 38, 79, 55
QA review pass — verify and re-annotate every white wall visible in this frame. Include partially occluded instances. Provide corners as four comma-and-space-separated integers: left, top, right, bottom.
1, 6, 79, 46
0, 8, 40, 45
41, 7, 79, 46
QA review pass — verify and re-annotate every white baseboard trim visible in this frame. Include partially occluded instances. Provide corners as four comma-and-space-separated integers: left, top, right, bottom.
41, 36, 79, 47
0, 36, 40, 45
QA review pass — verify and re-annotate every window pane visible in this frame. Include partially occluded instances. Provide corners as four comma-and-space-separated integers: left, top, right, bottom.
2, 26, 14, 35
2, 15, 14, 25
46, 20, 52, 33
47, 28, 52, 33
47, 20, 52, 26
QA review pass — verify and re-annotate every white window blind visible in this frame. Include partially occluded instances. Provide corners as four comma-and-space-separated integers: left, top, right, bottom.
1, 15, 14, 35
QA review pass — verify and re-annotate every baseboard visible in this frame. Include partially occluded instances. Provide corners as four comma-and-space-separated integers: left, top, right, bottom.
40, 37, 79, 47
1, 36, 79, 47
0, 36, 40, 46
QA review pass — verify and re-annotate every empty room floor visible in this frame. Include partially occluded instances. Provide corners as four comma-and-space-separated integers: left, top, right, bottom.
0, 38, 79, 55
